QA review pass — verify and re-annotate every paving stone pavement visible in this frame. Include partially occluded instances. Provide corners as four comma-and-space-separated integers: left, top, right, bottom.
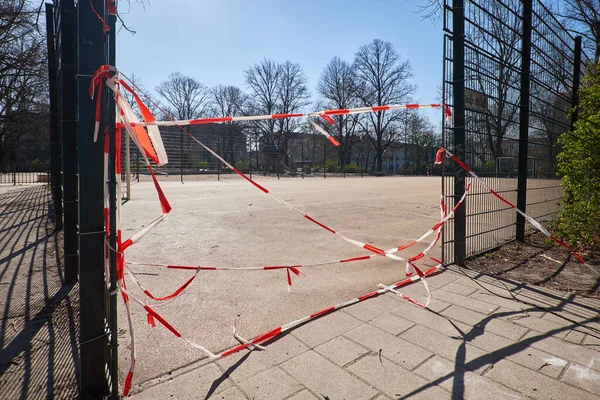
129, 266, 600, 399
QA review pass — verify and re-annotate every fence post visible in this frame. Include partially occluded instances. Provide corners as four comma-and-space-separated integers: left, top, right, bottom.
571, 36, 582, 128
323, 141, 326, 179
45, 4, 63, 230
517, 0, 533, 242
77, 0, 109, 396
301, 141, 304, 179
107, 2, 119, 398
59, 0, 79, 283
452, 0, 466, 266
180, 131, 184, 184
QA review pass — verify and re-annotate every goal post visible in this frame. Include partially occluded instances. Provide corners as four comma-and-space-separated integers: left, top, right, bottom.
496, 156, 537, 178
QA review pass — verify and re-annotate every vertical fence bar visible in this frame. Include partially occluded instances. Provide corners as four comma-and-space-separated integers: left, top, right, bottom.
517, 0, 533, 242
452, 0, 466, 266
60, 0, 78, 282
301, 141, 304, 179
180, 131, 184, 184
45, 4, 63, 230
571, 36, 582, 128
126, 132, 131, 199
107, 1, 119, 398
323, 141, 326, 179
77, 0, 109, 396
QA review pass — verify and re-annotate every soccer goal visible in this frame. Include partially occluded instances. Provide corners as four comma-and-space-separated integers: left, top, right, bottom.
495, 156, 537, 178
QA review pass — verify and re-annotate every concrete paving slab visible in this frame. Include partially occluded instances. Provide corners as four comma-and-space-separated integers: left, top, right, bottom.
314, 336, 370, 367
437, 281, 478, 297
346, 354, 450, 399
344, 324, 433, 370
440, 305, 530, 341
391, 303, 472, 338
214, 386, 249, 399
216, 334, 309, 384
520, 330, 600, 373
280, 351, 378, 400
583, 334, 600, 352
432, 289, 500, 315
400, 325, 492, 374
368, 312, 415, 336
485, 359, 599, 400
237, 366, 302, 400
342, 293, 404, 322
285, 389, 319, 400
560, 363, 600, 395
128, 362, 231, 399
413, 356, 522, 399
458, 326, 566, 379
291, 311, 363, 348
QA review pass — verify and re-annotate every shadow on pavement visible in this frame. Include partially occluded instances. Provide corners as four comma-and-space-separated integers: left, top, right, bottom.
0, 186, 80, 399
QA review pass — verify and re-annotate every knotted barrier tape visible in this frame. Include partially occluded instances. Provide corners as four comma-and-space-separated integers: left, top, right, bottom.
92, 64, 597, 396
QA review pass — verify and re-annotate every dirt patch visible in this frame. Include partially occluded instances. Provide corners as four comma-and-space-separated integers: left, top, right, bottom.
465, 232, 600, 298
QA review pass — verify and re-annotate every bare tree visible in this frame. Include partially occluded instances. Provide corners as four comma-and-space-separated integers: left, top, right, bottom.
245, 59, 309, 169
354, 39, 416, 173
245, 59, 280, 144
555, 0, 600, 61
276, 60, 310, 167
209, 85, 248, 164
465, 0, 522, 162
156, 72, 208, 120
0, 0, 48, 170
317, 56, 360, 169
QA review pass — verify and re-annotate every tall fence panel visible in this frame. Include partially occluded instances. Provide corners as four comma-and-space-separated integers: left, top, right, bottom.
442, 0, 584, 265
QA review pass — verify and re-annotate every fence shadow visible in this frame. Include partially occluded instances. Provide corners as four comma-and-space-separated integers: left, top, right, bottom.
0, 185, 80, 399
400, 266, 600, 399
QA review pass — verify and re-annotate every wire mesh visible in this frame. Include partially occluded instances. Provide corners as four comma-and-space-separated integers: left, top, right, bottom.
443, 0, 584, 262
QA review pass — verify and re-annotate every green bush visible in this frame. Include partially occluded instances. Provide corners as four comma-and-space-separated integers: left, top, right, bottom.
480, 161, 496, 175
555, 67, 600, 251
196, 160, 209, 169
313, 164, 321, 172
234, 160, 245, 170
343, 163, 360, 172
302, 165, 312, 174
325, 159, 339, 173
30, 159, 48, 171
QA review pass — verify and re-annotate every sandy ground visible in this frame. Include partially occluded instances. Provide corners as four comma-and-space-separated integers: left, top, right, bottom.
117, 176, 444, 385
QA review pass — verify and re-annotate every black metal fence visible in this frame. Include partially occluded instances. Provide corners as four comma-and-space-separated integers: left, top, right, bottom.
442, 0, 585, 265
0, 169, 50, 185
120, 125, 440, 191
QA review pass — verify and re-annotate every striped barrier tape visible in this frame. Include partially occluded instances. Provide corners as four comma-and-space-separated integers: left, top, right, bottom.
91, 64, 458, 393
118, 263, 441, 367
435, 148, 599, 277
91, 65, 600, 395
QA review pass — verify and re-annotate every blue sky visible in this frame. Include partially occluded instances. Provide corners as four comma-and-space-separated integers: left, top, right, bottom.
117, 0, 443, 122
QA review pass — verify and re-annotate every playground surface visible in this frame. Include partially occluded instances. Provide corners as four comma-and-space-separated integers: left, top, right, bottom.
118, 176, 445, 384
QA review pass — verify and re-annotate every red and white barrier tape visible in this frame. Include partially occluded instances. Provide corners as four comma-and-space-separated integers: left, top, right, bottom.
216, 264, 442, 358
94, 64, 597, 394
117, 263, 441, 367
101, 68, 447, 270
435, 148, 599, 277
